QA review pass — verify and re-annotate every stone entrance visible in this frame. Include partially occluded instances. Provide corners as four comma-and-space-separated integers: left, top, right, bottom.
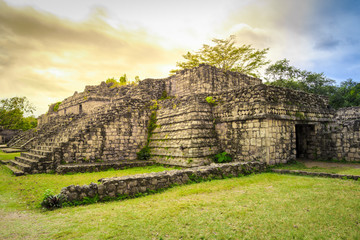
295, 124, 315, 158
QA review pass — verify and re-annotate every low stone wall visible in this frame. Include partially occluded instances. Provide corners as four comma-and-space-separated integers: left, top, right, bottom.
272, 169, 360, 180
60, 161, 266, 203
56, 161, 154, 174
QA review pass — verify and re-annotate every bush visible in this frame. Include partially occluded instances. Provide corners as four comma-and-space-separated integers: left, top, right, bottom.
213, 151, 232, 163
53, 102, 62, 112
205, 96, 217, 106
41, 189, 67, 210
137, 146, 151, 160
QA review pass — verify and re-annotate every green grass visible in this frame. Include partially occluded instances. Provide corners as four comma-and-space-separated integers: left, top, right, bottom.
1, 166, 360, 239
0, 149, 20, 161
275, 161, 360, 175
0, 165, 176, 210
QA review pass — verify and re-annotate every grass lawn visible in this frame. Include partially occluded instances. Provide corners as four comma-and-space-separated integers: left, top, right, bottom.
1, 164, 360, 239
0, 149, 20, 162
274, 161, 360, 176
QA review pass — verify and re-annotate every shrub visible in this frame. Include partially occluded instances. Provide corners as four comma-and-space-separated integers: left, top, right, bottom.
213, 151, 232, 163
41, 189, 67, 210
137, 146, 151, 160
53, 102, 62, 112
205, 96, 217, 106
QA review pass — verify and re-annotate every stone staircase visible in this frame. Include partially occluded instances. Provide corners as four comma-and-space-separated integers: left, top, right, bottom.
6, 114, 86, 175
6, 138, 61, 175
6, 130, 36, 150
5, 99, 149, 175
150, 95, 219, 167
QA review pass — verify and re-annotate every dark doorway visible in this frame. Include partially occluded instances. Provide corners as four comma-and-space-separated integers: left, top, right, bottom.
79, 104, 83, 114
296, 124, 315, 158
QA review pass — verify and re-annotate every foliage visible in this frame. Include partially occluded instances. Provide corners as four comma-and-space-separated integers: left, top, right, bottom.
41, 189, 67, 210
106, 74, 141, 88
137, 110, 157, 160
329, 79, 360, 109
136, 146, 151, 160
0, 96, 35, 114
134, 76, 141, 85
265, 59, 336, 96
0, 96, 37, 130
53, 102, 61, 112
212, 151, 232, 163
159, 90, 174, 100
205, 96, 217, 106
171, 35, 270, 77
265, 59, 360, 109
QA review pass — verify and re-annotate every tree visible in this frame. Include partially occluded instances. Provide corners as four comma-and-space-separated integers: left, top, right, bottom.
265, 59, 360, 109
0, 96, 37, 130
171, 35, 270, 77
265, 59, 336, 96
329, 79, 360, 108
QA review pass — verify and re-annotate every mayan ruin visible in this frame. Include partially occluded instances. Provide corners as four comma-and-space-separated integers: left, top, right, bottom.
4, 64, 359, 176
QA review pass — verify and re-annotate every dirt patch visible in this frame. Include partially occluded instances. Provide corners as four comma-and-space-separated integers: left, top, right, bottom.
297, 159, 360, 169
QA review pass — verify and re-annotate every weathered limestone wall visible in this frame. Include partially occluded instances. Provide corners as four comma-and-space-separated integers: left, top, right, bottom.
311, 107, 360, 161
165, 64, 261, 97
150, 95, 219, 167
60, 161, 266, 202
212, 85, 333, 164
215, 119, 296, 164
57, 99, 151, 164
0, 129, 21, 144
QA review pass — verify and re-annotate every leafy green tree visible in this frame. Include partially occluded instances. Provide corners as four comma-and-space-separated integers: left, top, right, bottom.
329, 79, 360, 108
171, 35, 270, 77
265, 59, 360, 109
265, 59, 336, 96
0, 96, 37, 130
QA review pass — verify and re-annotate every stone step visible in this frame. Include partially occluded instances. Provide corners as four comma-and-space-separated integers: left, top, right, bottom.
156, 114, 213, 125
153, 122, 215, 133
151, 131, 216, 140
9, 160, 31, 172
19, 137, 35, 148
30, 149, 52, 156
149, 138, 218, 148
150, 146, 219, 158
5, 164, 24, 176
157, 109, 212, 119
15, 156, 39, 167
21, 152, 47, 161
35, 145, 54, 151
56, 160, 155, 174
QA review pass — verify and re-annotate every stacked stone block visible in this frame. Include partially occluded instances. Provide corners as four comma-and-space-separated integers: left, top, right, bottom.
149, 95, 219, 166
310, 107, 360, 161
60, 161, 266, 203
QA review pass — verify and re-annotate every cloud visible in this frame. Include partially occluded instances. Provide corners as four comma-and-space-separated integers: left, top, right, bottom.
0, 1, 182, 116
314, 36, 340, 50
221, 0, 360, 82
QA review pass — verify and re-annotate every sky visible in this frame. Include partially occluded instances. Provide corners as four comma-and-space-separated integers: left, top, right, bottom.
0, 0, 360, 116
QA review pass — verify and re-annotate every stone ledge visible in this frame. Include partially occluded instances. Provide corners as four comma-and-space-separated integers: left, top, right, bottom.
2, 148, 26, 153
272, 169, 360, 180
56, 161, 155, 174
60, 161, 267, 203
